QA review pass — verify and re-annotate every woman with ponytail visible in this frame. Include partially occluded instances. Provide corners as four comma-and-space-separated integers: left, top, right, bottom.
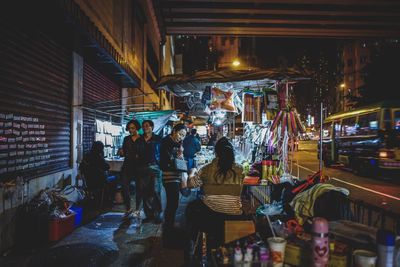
184, 137, 244, 265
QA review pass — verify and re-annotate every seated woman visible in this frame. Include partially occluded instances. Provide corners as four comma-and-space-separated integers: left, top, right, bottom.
79, 141, 110, 205
184, 137, 244, 263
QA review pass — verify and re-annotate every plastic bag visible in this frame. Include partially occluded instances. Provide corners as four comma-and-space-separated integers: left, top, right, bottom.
257, 201, 283, 216
60, 185, 85, 203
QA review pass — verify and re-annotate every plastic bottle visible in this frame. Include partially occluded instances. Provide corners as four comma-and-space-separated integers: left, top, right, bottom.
259, 245, 269, 267
377, 229, 395, 267
262, 160, 268, 181
244, 243, 253, 262
234, 242, 243, 266
312, 217, 329, 267
272, 161, 277, 176
267, 163, 273, 182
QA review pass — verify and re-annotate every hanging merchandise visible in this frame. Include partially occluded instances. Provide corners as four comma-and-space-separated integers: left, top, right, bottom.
242, 93, 254, 122
209, 87, 237, 112
201, 86, 212, 105
263, 108, 306, 181
263, 87, 278, 120
277, 82, 288, 109
253, 94, 262, 124
264, 88, 278, 110
270, 108, 305, 137
233, 92, 243, 114
96, 120, 104, 133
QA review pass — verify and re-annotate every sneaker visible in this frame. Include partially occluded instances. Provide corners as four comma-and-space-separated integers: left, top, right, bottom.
132, 210, 141, 218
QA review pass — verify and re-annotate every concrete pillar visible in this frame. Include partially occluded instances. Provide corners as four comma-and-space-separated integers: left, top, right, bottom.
71, 52, 83, 182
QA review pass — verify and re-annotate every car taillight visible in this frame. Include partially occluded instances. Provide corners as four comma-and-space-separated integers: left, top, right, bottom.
379, 150, 395, 159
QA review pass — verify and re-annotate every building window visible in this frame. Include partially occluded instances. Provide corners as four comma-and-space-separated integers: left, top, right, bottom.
348, 75, 354, 82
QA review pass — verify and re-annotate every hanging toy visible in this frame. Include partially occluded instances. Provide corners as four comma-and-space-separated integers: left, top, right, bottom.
270, 110, 283, 132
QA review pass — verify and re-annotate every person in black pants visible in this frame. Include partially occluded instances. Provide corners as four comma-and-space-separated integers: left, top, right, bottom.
160, 123, 190, 234
136, 120, 163, 223
120, 119, 141, 217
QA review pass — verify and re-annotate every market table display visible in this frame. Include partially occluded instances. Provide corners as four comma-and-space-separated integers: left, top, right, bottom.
105, 157, 124, 172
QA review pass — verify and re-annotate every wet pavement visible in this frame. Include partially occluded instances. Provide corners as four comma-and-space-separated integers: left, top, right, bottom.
1, 188, 198, 267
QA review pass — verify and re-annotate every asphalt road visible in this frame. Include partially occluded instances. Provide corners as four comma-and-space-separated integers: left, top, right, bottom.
290, 140, 400, 215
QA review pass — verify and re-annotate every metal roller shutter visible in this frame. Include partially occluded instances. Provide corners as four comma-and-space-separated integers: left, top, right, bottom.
0, 26, 72, 180
82, 63, 122, 154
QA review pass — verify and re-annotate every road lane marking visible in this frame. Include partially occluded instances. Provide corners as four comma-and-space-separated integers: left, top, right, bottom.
294, 163, 400, 201
295, 164, 315, 173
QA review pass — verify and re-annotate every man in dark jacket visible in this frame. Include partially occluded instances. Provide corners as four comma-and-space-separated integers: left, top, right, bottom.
120, 119, 141, 216
136, 120, 162, 223
182, 128, 201, 170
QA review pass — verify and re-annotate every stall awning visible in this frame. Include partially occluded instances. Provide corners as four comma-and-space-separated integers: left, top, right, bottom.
156, 68, 310, 96
125, 110, 177, 135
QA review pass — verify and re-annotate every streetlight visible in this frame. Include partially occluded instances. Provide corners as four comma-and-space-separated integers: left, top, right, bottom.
232, 59, 240, 67
340, 83, 345, 111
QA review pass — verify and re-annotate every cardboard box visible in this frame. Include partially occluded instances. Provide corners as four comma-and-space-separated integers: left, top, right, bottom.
224, 221, 255, 244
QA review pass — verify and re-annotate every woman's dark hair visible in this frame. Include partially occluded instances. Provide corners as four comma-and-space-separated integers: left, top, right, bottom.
91, 141, 105, 157
214, 137, 236, 183
126, 119, 141, 131
173, 123, 186, 132
142, 119, 154, 128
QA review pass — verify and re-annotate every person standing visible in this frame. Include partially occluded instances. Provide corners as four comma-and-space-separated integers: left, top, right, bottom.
136, 120, 163, 223
160, 123, 190, 234
120, 119, 141, 217
207, 133, 217, 147
182, 128, 201, 170
79, 141, 110, 206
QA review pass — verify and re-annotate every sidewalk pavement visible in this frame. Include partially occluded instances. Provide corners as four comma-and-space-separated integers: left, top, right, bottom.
1, 188, 198, 267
